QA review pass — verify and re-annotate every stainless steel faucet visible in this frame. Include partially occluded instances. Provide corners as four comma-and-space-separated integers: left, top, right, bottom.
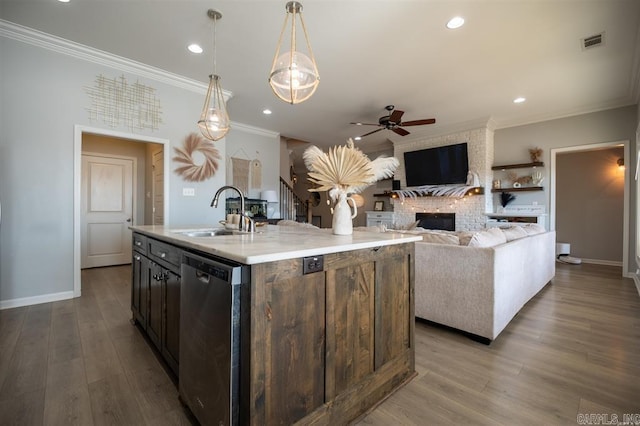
211, 185, 256, 232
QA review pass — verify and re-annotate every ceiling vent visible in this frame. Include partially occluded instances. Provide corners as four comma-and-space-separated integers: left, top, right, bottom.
581, 32, 604, 50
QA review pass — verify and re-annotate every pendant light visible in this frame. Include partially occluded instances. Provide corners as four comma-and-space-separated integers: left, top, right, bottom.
269, 1, 319, 104
198, 9, 230, 141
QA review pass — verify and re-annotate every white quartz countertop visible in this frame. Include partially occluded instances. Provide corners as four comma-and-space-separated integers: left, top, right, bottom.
131, 224, 421, 265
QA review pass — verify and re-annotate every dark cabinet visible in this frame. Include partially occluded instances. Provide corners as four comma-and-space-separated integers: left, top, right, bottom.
161, 269, 180, 374
147, 262, 164, 349
130, 232, 181, 376
131, 252, 149, 326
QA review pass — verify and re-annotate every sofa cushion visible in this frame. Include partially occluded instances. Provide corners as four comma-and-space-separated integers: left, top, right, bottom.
502, 226, 528, 241
420, 230, 460, 245
521, 223, 546, 235
467, 227, 507, 247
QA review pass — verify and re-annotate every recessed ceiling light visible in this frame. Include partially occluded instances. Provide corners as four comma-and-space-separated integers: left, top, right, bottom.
513, 97, 526, 104
262, 109, 272, 115
354, 136, 362, 141
446, 16, 465, 29
58, 0, 70, 3
187, 44, 203, 54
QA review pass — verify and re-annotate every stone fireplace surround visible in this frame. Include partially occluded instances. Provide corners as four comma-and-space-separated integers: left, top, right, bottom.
392, 123, 494, 232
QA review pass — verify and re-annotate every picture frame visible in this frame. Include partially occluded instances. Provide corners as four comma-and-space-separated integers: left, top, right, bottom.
374, 201, 384, 211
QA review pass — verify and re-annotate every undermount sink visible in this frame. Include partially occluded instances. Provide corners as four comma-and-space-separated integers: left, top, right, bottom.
175, 229, 234, 238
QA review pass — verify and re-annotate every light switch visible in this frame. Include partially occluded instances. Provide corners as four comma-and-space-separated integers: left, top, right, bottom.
183, 188, 195, 196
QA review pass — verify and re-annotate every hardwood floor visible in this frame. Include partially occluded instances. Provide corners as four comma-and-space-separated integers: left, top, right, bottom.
358, 263, 640, 425
0, 263, 638, 425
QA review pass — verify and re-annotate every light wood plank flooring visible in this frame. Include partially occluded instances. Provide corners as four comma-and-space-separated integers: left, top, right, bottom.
0, 263, 638, 425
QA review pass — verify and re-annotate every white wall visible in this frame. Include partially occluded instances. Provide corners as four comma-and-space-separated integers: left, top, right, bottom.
0, 28, 278, 307
494, 105, 638, 274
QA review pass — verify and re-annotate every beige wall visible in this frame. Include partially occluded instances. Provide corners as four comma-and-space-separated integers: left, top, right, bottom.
556, 147, 625, 263
495, 105, 637, 275
82, 134, 149, 226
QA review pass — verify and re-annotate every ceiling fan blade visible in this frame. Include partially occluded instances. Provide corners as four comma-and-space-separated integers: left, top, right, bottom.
389, 109, 404, 123
350, 122, 381, 126
393, 127, 410, 136
360, 128, 384, 138
400, 118, 436, 126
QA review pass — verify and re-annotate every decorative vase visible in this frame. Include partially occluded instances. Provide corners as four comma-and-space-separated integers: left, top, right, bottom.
332, 192, 357, 235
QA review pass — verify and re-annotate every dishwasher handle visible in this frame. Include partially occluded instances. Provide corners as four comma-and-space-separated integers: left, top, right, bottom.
196, 270, 210, 284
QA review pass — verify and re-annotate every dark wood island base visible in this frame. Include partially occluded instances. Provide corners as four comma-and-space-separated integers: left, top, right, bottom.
245, 243, 415, 425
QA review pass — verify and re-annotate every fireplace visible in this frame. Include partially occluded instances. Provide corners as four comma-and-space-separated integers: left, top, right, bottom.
415, 213, 455, 231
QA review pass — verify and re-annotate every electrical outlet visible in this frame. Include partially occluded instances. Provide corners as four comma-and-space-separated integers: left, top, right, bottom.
183, 188, 195, 196
303, 255, 324, 275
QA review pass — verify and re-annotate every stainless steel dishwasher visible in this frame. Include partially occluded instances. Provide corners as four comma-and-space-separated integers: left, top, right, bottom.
180, 251, 249, 426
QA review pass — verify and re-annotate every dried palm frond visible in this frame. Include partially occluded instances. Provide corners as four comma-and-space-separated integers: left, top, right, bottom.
307, 144, 373, 193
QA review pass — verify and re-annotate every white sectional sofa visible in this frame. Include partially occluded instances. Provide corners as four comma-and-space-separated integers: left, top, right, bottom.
407, 225, 556, 342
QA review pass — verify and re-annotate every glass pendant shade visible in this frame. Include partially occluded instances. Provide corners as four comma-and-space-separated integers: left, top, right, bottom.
269, 1, 319, 104
270, 50, 319, 104
198, 74, 230, 141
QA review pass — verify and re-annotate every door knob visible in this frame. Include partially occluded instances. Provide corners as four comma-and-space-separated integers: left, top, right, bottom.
126, 218, 132, 222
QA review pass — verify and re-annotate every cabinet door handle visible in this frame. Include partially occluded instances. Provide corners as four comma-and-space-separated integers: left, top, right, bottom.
135, 241, 142, 246
134, 255, 141, 261
159, 252, 166, 258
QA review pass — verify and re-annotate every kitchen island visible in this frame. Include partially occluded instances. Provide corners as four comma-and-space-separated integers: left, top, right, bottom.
130, 224, 420, 425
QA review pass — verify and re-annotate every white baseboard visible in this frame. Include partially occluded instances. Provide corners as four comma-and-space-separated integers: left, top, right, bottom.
580, 258, 623, 267
0, 291, 75, 310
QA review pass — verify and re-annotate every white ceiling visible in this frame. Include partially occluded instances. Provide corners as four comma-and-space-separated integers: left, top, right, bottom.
2, 0, 639, 153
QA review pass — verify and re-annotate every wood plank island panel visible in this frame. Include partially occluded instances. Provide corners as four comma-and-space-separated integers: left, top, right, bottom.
248, 243, 416, 425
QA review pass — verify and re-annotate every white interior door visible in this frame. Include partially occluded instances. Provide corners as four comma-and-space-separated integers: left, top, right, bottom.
152, 148, 164, 225
81, 154, 134, 268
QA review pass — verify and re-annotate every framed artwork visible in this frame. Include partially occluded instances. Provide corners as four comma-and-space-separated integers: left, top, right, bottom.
374, 201, 384, 211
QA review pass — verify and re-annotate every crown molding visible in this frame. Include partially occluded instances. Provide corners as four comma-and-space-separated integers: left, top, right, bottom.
230, 121, 280, 139
0, 19, 232, 98
494, 99, 635, 130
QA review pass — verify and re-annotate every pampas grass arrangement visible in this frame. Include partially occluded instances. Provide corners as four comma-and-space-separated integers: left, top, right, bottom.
304, 139, 399, 201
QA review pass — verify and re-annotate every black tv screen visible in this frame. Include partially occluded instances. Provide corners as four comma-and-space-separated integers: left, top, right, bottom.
404, 143, 469, 187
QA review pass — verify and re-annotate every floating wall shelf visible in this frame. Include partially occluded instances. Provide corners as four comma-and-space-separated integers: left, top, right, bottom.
491, 186, 543, 193
491, 161, 544, 170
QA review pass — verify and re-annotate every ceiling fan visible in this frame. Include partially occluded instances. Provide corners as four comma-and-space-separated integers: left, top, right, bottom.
351, 105, 436, 138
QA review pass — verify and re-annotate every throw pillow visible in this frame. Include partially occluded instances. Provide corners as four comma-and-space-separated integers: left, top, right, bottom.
501, 225, 528, 241
467, 227, 507, 247
456, 231, 476, 246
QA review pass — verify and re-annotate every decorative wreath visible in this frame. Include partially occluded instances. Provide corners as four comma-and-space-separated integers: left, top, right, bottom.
173, 133, 221, 182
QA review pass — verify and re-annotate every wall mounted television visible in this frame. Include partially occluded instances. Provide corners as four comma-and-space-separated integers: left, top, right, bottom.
403, 142, 469, 187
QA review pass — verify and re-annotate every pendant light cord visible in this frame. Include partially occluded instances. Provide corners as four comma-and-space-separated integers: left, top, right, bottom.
212, 14, 217, 75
